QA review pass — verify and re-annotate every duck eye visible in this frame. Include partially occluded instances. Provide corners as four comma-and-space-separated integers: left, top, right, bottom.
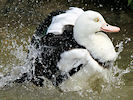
94, 18, 99, 22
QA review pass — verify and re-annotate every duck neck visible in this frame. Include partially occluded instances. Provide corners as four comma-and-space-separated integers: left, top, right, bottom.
73, 27, 93, 48
73, 28, 117, 62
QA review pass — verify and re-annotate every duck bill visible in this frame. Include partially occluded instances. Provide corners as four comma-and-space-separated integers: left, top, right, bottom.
100, 23, 120, 33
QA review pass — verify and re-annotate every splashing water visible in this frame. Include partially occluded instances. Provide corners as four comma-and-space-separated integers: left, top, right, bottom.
0, 18, 132, 100
0, 35, 131, 94
0, 38, 31, 87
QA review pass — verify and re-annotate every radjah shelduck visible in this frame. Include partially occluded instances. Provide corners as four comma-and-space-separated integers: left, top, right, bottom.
15, 7, 120, 91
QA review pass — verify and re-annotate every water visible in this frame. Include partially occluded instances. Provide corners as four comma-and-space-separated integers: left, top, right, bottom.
0, 1, 133, 100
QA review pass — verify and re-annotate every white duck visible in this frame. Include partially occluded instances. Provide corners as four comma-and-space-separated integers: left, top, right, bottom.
29, 7, 120, 91
49, 8, 120, 91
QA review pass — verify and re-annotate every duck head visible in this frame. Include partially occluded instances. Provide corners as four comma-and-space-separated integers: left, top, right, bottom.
74, 10, 120, 63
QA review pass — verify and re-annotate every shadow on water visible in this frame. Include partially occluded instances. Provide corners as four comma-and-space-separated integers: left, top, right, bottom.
0, 0, 133, 100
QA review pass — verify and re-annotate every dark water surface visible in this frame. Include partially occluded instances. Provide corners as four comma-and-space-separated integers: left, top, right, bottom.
0, 1, 133, 100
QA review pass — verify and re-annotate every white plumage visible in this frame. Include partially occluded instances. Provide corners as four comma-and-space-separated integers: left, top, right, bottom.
41, 7, 120, 91
47, 7, 84, 34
